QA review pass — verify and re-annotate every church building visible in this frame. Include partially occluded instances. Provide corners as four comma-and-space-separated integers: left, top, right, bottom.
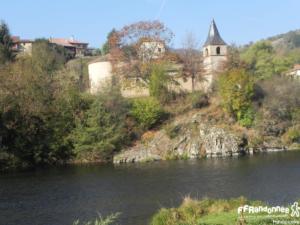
202, 19, 228, 89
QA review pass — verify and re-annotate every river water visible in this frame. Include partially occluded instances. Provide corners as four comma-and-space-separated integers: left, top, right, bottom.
1, 151, 300, 225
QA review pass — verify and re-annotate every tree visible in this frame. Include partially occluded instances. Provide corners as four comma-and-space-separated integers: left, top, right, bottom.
149, 63, 171, 103
117, 20, 173, 48
218, 68, 255, 127
109, 21, 174, 81
101, 28, 117, 55
0, 21, 15, 64
71, 86, 131, 161
255, 76, 300, 137
0, 44, 84, 169
180, 32, 203, 92
241, 41, 292, 80
31, 39, 67, 73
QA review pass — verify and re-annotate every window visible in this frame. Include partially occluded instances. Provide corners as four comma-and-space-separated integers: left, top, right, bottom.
205, 48, 209, 56
158, 47, 161, 53
216, 46, 221, 55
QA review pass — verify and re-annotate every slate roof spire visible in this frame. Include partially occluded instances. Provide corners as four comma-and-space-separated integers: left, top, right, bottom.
204, 19, 226, 46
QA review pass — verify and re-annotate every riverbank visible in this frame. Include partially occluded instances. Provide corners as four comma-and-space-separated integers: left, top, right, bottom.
150, 197, 300, 225
113, 107, 297, 164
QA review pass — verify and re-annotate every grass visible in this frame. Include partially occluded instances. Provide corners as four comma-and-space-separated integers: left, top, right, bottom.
150, 197, 300, 225
73, 213, 120, 225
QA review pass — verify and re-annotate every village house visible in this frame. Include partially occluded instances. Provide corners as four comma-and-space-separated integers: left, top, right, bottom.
286, 64, 300, 79
12, 36, 33, 55
138, 38, 166, 61
49, 37, 89, 57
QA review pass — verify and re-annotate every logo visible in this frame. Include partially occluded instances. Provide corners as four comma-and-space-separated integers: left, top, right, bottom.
237, 202, 300, 218
291, 202, 300, 218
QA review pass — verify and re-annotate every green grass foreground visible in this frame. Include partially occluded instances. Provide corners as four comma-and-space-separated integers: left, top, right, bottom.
150, 197, 300, 225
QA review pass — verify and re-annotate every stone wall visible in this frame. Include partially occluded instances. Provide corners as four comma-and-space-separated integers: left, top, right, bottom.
88, 60, 212, 97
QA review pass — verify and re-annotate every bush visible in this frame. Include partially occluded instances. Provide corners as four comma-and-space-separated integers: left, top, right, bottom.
131, 97, 166, 129
164, 124, 181, 139
218, 68, 255, 127
255, 77, 300, 136
188, 91, 209, 109
71, 86, 131, 161
282, 126, 300, 145
237, 107, 255, 127
149, 63, 172, 103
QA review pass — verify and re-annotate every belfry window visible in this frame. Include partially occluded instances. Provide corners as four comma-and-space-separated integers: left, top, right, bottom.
205, 48, 209, 56
216, 46, 221, 55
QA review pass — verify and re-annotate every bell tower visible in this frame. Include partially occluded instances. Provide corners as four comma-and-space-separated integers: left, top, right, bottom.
203, 19, 227, 88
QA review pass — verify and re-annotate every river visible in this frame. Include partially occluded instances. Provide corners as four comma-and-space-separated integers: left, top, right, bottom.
1, 151, 300, 225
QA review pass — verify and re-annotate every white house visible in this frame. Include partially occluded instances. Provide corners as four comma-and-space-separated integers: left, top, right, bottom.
286, 64, 300, 79
138, 38, 165, 61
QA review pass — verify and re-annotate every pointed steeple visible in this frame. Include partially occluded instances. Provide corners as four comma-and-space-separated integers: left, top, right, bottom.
203, 19, 226, 46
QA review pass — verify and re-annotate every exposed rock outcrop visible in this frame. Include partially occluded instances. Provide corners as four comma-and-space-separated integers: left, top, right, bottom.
113, 112, 246, 164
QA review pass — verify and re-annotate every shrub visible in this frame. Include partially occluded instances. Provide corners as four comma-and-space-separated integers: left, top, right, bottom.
282, 126, 300, 145
188, 91, 209, 109
218, 68, 255, 127
255, 77, 300, 136
149, 63, 172, 103
237, 107, 255, 127
131, 97, 166, 129
71, 86, 131, 161
164, 124, 181, 139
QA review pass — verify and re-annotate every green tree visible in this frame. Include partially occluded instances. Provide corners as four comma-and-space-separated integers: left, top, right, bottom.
31, 39, 67, 73
101, 28, 117, 55
0, 42, 85, 169
149, 63, 171, 103
218, 68, 255, 127
241, 41, 292, 79
0, 21, 15, 64
130, 97, 165, 129
71, 86, 130, 161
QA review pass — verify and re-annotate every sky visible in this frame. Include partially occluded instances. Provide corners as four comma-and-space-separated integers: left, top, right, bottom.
2, 0, 300, 48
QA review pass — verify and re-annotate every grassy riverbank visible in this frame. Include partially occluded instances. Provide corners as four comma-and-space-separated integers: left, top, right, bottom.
73, 197, 300, 225
150, 197, 300, 225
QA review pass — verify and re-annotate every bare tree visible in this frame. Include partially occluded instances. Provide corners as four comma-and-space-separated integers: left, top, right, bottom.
181, 32, 203, 92
108, 20, 174, 83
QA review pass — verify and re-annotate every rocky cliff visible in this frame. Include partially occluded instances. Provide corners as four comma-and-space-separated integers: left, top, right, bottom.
113, 112, 249, 163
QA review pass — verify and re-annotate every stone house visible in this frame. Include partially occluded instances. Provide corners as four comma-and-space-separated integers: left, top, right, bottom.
138, 38, 165, 61
49, 37, 88, 57
12, 36, 33, 55
286, 64, 300, 79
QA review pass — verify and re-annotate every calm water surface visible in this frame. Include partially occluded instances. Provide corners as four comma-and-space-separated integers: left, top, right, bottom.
1, 151, 300, 225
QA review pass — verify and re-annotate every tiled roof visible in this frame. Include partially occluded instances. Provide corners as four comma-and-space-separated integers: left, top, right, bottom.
12, 36, 33, 43
49, 38, 88, 47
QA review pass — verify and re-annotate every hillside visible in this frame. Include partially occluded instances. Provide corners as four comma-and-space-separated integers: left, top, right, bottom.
258, 29, 300, 54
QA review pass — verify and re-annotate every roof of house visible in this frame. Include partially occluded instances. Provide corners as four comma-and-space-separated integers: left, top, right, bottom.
49, 38, 88, 47
12, 36, 33, 43
203, 19, 226, 47
292, 64, 300, 70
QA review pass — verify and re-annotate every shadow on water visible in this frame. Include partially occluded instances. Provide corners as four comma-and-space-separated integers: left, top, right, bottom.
1, 151, 300, 225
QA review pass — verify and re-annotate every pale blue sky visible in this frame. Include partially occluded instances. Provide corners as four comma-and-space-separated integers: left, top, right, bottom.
2, 0, 300, 48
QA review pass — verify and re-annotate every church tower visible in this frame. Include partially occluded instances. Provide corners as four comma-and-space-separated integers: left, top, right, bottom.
203, 19, 227, 88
